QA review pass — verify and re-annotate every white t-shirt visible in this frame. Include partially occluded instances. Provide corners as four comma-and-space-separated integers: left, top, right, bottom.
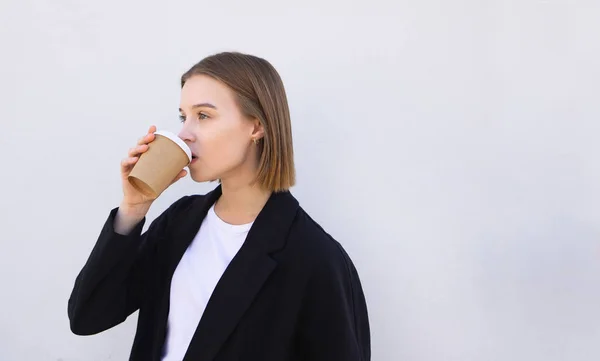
161, 204, 252, 361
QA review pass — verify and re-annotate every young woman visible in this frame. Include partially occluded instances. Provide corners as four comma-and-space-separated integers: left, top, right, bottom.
68, 52, 370, 361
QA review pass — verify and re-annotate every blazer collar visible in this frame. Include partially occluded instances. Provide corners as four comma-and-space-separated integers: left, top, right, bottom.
184, 184, 299, 253
164, 185, 300, 361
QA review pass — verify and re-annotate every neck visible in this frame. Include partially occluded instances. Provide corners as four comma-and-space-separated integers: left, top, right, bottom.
214, 180, 272, 225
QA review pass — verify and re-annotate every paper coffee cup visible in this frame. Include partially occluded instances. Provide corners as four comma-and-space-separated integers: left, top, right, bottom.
128, 130, 192, 199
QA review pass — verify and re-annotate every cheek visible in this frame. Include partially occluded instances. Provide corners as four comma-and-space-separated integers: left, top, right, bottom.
200, 126, 249, 166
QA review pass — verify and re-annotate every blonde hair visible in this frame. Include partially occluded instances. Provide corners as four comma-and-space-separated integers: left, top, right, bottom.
181, 52, 296, 192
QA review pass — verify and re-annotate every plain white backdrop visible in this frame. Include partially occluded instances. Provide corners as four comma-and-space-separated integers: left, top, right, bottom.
1, 0, 599, 360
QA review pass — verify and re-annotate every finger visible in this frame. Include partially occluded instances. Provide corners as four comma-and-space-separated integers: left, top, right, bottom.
128, 144, 149, 157
137, 132, 156, 145
136, 125, 156, 145
120, 157, 138, 172
174, 169, 187, 181
170, 169, 188, 185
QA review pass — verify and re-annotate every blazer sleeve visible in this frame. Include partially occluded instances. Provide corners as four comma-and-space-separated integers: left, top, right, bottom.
67, 196, 189, 335
297, 242, 371, 361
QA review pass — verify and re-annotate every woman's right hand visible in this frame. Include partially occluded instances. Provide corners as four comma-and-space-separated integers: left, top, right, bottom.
119, 125, 187, 215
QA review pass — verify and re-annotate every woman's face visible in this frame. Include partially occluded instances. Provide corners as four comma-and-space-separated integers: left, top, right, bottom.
178, 74, 261, 183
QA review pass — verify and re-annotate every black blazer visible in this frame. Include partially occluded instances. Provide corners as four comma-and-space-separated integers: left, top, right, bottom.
68, 186, 370, 361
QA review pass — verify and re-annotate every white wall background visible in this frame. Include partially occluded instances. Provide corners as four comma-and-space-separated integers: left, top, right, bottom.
1, 0, 599, 360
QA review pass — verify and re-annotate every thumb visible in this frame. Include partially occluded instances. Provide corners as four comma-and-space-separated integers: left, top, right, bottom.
170, 169, 188, 185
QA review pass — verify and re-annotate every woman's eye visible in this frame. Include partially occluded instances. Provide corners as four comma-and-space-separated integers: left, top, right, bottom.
179, 113, 208, 123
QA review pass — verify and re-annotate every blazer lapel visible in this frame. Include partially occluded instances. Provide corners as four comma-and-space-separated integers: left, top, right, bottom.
183, 189, 300, 361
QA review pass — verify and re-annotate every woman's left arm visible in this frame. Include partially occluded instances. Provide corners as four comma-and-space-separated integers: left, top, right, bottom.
296, 242, 371, 361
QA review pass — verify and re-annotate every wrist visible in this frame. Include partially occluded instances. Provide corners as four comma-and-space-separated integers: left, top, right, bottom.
119, 202, 150, 218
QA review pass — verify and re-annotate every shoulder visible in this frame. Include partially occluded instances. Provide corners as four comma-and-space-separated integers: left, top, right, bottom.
286, 207, 358, 279
286, 207, 367, 326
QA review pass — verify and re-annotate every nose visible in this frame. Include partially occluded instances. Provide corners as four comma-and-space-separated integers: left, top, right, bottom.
178, 123, 195, 144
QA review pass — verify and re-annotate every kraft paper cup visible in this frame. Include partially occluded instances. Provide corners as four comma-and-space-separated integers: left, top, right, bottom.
128, 130, 191, 199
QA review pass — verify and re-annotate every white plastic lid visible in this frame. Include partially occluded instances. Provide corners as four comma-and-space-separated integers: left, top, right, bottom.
154, 130, 192, 162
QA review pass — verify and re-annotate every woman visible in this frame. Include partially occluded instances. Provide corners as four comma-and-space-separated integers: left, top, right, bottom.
68, 52, 370, 361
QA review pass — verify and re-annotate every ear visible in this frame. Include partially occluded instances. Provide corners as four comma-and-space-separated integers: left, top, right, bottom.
250, 117, 265, 140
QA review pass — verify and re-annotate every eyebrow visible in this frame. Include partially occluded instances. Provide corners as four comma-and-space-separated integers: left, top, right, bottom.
179, 103, 217, 112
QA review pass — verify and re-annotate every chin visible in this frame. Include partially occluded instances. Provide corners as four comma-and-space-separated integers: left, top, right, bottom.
189, 169, 218, 183
189, 173, 207, 183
